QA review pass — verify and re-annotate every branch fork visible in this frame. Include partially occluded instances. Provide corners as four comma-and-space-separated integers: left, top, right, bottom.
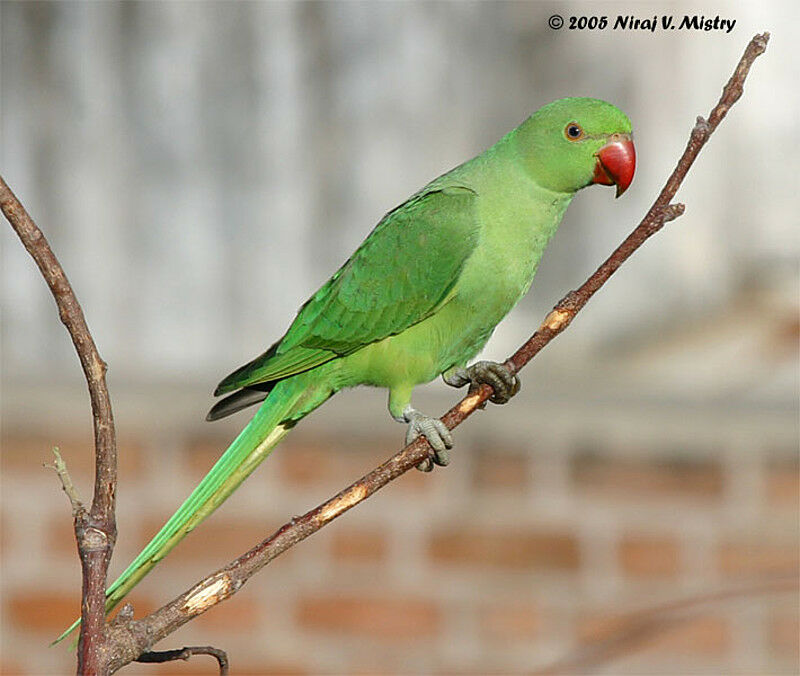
45, 447, 85, 516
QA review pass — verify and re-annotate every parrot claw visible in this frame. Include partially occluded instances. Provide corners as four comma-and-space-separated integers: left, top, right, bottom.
444, 360, 520, 405
403, 407, 453, 471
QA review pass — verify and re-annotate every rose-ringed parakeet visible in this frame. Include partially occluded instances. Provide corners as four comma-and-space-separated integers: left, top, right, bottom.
58, 97, 634, 641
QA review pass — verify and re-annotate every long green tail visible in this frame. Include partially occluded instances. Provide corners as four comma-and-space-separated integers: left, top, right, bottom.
55, 374, 323, 644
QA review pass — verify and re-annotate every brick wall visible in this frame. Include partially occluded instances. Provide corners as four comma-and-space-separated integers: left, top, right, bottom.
1, 386, 797, 674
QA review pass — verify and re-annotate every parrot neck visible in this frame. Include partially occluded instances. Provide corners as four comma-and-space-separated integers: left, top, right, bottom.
510, 119, 584, 196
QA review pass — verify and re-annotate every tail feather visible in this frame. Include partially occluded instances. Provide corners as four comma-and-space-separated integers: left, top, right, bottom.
55, 373, 322, 645
206, 384, 274, 421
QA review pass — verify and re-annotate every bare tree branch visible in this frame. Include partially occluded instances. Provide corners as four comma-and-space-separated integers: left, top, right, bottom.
44, 447, 84, 516
135, 646, 229, 675
99, 31, 770, 673
532, 574, 798, 675
0, 176, 119, 672
506, 30, 770, 369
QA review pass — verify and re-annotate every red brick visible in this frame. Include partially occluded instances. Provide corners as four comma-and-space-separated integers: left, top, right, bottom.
578, 612, 729, 657
618, 534, 681, 578
183, 434, 239, 481
330, 528, 388, 563
571, 453, 724, 501
5, 592, 157, 643
1, 511, 15, 558
432, 666, 516, 676
387, 463, 434, 493
717, 541, 799, 576
768, 611, 800, 660
766, 460, 800, 508
191, 596, 261, 632
472, 450, 530, 492
644, 616, 730, 656
7, 591, 79, 633
333, 440, 399, 480
49, 516, 83, 556
187, 432, 432, 494
428, 528, 580, 570
151, 661, 308, 676
137, 517, 277, 566
297, 595, 440, 640
151, 660, 224, 676
209, 664, 306, 676
766, 316, 800, 357
277, 441, 336, 487
150, 658, 303, 676
1, 432, 92, 475
285, 436, 433, 494
577, 611, 632, 646
481, 602, 539, 641
0, 430, 143, 480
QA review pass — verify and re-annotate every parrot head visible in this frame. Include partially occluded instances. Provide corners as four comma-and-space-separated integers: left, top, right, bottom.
517, 97, 635, 197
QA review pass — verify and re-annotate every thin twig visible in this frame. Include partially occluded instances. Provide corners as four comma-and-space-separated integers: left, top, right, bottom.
135, 646, 229, 675
505, 32, 770, 371
44, 447, 84, 516
0, 177, 118, 672
103, 32, 770, 672
532, 574, 798, 675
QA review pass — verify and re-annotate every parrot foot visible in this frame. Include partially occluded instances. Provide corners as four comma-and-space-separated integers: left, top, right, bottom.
444, 361, 520, 405
403, 407, 453, 472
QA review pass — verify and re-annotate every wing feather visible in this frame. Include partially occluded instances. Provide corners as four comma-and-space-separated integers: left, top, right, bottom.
215, 186, 479, 395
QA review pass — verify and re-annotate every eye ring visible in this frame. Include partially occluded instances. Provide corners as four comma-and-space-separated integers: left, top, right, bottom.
564, 122, 584, 141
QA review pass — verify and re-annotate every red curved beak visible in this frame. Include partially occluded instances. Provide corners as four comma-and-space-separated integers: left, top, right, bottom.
592, 135, 636, 197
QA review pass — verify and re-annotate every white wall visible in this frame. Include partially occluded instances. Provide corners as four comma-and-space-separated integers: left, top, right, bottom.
2, 1, 797, 392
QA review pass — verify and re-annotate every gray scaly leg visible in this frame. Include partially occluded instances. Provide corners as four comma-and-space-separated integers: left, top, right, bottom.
443, 360, 520, 404
402, 406, 453, 472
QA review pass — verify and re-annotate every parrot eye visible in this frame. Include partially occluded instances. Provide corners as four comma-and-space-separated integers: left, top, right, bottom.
565, 123, 584, 141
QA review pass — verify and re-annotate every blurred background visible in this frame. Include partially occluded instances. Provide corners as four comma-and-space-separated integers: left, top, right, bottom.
1, 1, 797, 674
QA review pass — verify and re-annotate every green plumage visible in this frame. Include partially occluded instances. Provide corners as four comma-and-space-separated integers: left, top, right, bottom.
58, 97, 632, 643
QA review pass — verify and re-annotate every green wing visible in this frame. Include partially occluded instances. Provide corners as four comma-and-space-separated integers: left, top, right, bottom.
215, 186, 480, 394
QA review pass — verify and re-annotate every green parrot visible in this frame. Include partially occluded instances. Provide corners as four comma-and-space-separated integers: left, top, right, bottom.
58, 97, 634, 642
